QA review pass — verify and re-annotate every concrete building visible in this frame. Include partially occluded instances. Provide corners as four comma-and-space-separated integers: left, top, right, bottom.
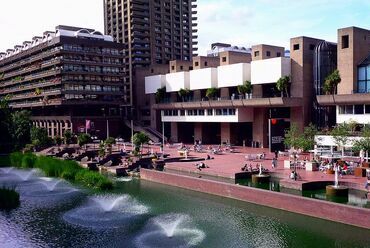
316, 26, 370, 126
0, 26, 126, 139
104, 0, 198, 112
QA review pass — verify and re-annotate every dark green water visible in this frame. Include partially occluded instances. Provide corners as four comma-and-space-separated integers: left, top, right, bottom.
1, 168, 370, 248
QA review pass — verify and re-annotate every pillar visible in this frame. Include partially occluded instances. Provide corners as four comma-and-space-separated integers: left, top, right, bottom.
290, 106, 304, 133
253, 108, 268, 148
220, 88, 229, 99
194, 123, 202, 142
221, 123, 231, 144
51, 121, 55, 138
170, 122, 178, 143
59, 121, 64, 137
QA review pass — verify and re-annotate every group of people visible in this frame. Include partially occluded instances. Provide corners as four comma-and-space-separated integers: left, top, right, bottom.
195, 162, 209, 171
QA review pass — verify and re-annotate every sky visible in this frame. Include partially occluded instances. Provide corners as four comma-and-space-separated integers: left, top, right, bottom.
0, 0, 369, 55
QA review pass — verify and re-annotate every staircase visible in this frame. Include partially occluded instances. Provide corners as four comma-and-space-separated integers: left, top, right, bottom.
124, 121, 166, 143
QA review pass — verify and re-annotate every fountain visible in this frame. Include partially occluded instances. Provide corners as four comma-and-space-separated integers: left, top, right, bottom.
63, 194, 149, 229
252, 163, 271, 184
135, 213, 205, 248
326, 165, 349, 197
12, 169, 39, 181
0, 167, 14, 174
39, 177, 65, 191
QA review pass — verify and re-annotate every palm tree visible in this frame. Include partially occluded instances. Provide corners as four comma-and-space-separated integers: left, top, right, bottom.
206, 87, 218, 100
155, 87, 166, 103
237, 80, 252, 99
276, 76, 290, 97
323, 70, 341, 95
178, 88, 191, 102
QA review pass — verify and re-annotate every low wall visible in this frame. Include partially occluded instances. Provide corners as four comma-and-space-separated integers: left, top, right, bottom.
141, 169, 370, 229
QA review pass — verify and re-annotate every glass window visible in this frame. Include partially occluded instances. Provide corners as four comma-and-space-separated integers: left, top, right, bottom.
367, 65, 370, 80
365, 105, 370, 114
223, 109, 228, 115
338, 106, 345, 114
345, 105, 353, 115
188, 110, 193, 116
193, 109, 198, 116
180, 110, 185, 116
358, 81, 366, 93
216, 109, 222, 115
359, 66, 366, 80
354, 105, 364, 114
199, 109, 205, 115
207, 109, 213, 116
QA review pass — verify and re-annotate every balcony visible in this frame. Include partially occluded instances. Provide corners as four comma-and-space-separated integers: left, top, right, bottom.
165, 71, 190, 92
145, 75, 166, 94
217, 63, 251, 88
189, 68, 217, 90
251, 57, 291, 85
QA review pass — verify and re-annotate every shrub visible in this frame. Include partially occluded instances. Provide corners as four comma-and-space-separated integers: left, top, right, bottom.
20, 153, 37, 168
10, 152, 23, 167
0, 187, 20, 210
0, 155, 10, 167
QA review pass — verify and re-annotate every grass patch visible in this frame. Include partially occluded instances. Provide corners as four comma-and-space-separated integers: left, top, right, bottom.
9, 152, 113, 191
0, 187, 20, 210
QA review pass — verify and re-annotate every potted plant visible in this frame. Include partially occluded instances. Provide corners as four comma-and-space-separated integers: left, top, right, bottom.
178, 88, 191, 102
276, 76, 290, 97
155, 87, 166, 103
206, 87, 218, 100
237, 80, 252, 99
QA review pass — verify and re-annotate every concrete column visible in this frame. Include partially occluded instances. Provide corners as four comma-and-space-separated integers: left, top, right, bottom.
46, 121, 51, 136
194, 123, 202, 142
193, 90, 201, 101
170, 122, 178, 143
221, 123, 231, 144
290, 107, 304, 133
220, 88, 229, 99
51, 121, 55, 138
253, 108, 268, 148
59, 121, 64, 137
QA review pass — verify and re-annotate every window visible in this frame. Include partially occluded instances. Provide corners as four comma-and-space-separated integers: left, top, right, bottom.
199, 109, 205, 115
254, 51, 260, 57
204, 62, 208, 66
293, 44, 300, 50
277, 52, 281, 57
222, 57, 227, 62
207, 109, 213, 115
354, 105, 364, 114
342, 35, 349, 49
357, 65, 370, 93
365, 105, 370, 114
194, 61, 199, 66
215, 109, 222, 115
180, 110, 185, 116
266, 51, 271, 57
338, 105, 345, 114
345, 105, 353, 115
309, 44, 316, 50
180, 65, 183, 70
171, 66, 175, 70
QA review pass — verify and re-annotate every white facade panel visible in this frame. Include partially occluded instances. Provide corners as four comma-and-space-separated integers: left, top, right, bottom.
189, 68, 218, 90
251, 57, 291, 85
217, 63, 251, 88
145, 75, 166, 94
165, 72, 190, 92
315, 135, 361, 147
336, 106, 370, 124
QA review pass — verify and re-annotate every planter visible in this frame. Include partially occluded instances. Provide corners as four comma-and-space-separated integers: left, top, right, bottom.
284, 160, 291, 169
305, 161, 318, 171
327, 169, 335, 175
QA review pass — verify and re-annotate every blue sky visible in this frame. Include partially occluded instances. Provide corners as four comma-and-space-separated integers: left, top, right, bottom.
0, 0, 369, 55
197, 0, 370, 53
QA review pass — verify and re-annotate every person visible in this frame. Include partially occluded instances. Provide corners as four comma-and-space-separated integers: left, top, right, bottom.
249, 164, 253, 172
241, 164, 248, 171
206, 154, 211, 160
272, 157, 277, 169
274, 150, 279, 159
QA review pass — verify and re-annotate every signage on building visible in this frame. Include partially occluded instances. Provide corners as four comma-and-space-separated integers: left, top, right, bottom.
269, 119, 286, 152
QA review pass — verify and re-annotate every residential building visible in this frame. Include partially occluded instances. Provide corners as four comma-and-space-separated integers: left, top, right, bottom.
0, 25, 126, 139
104, 0, 198, 112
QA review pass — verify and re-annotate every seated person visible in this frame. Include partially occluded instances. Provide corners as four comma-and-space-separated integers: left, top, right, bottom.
241, 164, 248, 171
206, 154, 211, 160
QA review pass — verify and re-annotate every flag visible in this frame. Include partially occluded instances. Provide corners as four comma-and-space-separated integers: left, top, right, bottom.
85, 120, 91, 130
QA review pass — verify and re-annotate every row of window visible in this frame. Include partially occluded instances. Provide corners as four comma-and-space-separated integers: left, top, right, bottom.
64, 84, 120, 92
62, 75, 121, 82
338, 105, 370, 115
62, 65, 121, 74
163, 108, 237, 116
64, 94, 118, 101
63, 45, 120, 55
358, 65, 370, 93
62, 55, 121, 64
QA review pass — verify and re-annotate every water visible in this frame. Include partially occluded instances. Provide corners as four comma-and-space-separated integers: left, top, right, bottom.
1, 168, 370, 248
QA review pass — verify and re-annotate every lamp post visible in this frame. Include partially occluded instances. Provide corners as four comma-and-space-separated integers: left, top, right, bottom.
101, 107, 109, 140
130, 107, 134, 150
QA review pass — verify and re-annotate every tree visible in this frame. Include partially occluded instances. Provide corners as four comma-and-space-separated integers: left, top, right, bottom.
104, 137, 116, 155
54, 136, 63, 147
297, 123, 317, 151
323, 69, 341, 95
64, 130, 73, 145
77, 133, 91, 148
132, 132, 150, 156
276, 76, 290, 97
237, 80, 252, 96
155, 87, 166, 103
284, 123, 301, 149
206, 87, 218, 99
331, 123, 349, 156
178, 88, 191, 102
10, 110, 31, 149
347, 119, 358, 134
30, 127, 51, 150
353, 125, 370, 160
0, 95, 12, 152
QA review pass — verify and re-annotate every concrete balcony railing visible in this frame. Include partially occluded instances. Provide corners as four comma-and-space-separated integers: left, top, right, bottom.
153, 96, 303, 109
317, 93, 370, 106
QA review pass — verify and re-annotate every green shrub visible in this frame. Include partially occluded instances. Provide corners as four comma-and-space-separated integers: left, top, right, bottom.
8, 152, 113, 191
0, 155, 10, 167
21, 153, 37, 168
0, 187, 20, 210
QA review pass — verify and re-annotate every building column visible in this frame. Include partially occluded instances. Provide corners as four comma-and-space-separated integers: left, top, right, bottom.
253, 108, 268, 148
220, 88, 229, 99
46, 121, 51, 136
59, 121, 64, 137
221, 123, 231, 144
290, 107, 304, 133
51, 121, 55, 138
170, 122, 178, 143
194, 123, 202, 142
